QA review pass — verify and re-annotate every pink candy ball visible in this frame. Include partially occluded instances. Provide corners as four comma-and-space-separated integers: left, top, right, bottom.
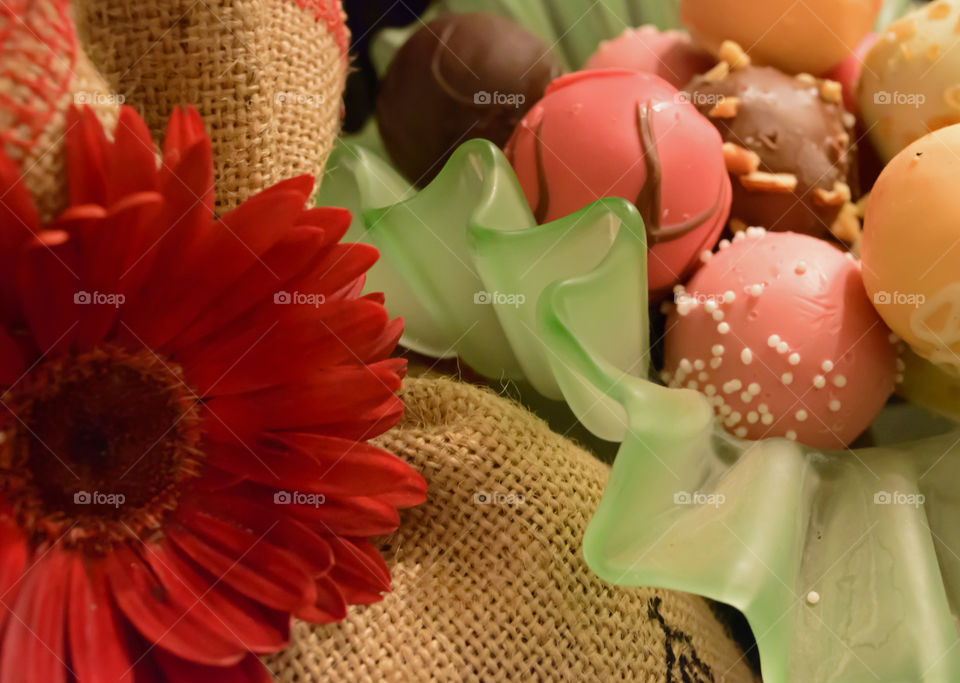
505, 69, 731, 299
663, 230, 897, 449
585, 26, 715, 90
823, 32, 878, 114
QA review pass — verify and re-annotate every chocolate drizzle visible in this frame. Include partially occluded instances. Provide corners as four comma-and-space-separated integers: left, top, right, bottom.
533, 118, 551, 224
635, 101, 724, 245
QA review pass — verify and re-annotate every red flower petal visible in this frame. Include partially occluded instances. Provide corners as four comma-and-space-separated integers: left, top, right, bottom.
105, 545, 245, 666
0, 511, 28, 606
295, 206, 352, 244
121, 187, 307, 350
197, 492, 335, 577
140, 541, 289, 653
15, 231, 80, 355
1, 550, 70, 683
153, 650, 274, 683
105, 106, 159, 203
0, 152, 40, 324
205, 433, 425, 503
168, 225, 329, 353
169, 508, 316, 613
178, 299, 393, 397
294, 575, 347, 623
68, 557, 134, 682
326, 537, 393, 604
65, 107, 110, 206
203, 359, 405, 440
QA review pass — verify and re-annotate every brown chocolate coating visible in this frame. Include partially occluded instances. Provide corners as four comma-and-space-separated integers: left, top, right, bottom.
686, 65, 855, 239
377, 13, 563, 187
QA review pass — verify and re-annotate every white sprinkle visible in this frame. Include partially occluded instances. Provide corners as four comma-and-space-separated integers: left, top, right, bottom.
786, 430, 798, 441
733, 230, 747, 242
746, 283, 763, 297
673, 284, 685, 295
844, 252, 855, 261
895, 373, 904, 384
829, 400, 841, 412
788, 353, 800, 366
723, 379, 743, 394
833, 375, 847, 388
720, 404, 732, 416
723, 290, 736, 304
740, 391, 753, 403
700, 250, 713, 263
712, 309, 725, 321
895, 358, 905, 372
728, 411, 742, 425
806, 591, 821, 605
888, 333, 900, 344
757, 403, 769, 413
746, 226, 766, 238
741, 348, 753, 364
694, 359, 706, 371
748, 383, 761, 395
686, 381, 699, 390
704, 384, 717, 396
747, 411, 759, 424
795, 409, 808, 422
735, 426, 748, 437
698, 371, 709, 381
710, 358, 723, 369
767, 334, 781, 348
704, 300, 717, 313
680, 359, 693, 373
781, 373, 793, 385
813, 375, 826, 388
761, 413, 774, 425
712, 344, 725, 357
676, 303, 691, 316
821, 360, 834, 373
795, 261, 807, 275
660, 371, 671, 383
717, 322, 730, 334
777, 342, 789, 354
718, 239, 731, 250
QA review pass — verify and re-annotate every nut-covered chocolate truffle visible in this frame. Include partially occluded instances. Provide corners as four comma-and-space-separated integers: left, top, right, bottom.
686, 60, 859, 242
376, 13, 563, 187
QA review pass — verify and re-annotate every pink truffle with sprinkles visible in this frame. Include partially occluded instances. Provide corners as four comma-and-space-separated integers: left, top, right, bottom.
662, 229, 899, 449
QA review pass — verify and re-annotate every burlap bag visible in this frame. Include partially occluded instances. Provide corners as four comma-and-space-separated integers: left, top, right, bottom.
73, 0, 348, 213
4, 0, 347, 219
0, 1, 120, 222
267, 377, 759, 682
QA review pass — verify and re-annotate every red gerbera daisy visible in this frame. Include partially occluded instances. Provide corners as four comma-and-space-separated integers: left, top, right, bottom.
0, 105, 426, 682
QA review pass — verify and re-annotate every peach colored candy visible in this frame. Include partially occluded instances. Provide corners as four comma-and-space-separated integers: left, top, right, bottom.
680, 0, 881, 75
664, 229, 897, 449
863, 124, 960, 374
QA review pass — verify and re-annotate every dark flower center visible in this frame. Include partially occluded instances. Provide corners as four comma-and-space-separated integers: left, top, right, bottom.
0, 345, 203, 554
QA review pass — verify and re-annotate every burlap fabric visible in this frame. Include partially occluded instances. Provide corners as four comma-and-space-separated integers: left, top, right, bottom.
74, 0, 348, 213
6, 0, 346, 218
267, 377, 758, 682
0, 1, 120, 222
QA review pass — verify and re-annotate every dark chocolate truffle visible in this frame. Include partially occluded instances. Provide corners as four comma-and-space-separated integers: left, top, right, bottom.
685, 64, 858, 242
376, 13, 563, 186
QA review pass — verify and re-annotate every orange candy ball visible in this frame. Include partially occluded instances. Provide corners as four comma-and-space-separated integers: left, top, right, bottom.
680, 0, 881, 74
862, 124, 960, 374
